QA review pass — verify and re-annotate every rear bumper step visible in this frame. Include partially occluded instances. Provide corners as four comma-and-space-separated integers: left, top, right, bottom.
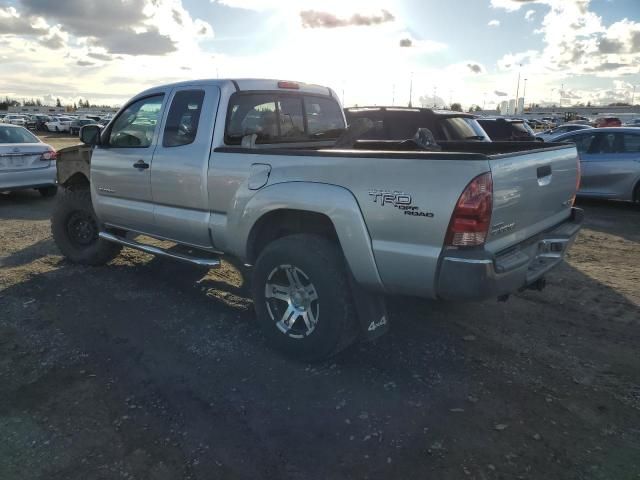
99, 231, 221, 268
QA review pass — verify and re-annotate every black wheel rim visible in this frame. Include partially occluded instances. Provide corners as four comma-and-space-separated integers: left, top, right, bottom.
66, 211, 98, 247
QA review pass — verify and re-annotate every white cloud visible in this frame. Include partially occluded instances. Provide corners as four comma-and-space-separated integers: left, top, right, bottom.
496, 0, 640, 80
490, 0, 536, 12
488, 19, 500, 27
525, 9, 535, 21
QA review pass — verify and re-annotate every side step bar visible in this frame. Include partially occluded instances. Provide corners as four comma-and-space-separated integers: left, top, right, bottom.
99, 231, 221, 268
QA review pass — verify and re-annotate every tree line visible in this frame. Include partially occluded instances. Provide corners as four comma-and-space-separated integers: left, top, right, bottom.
0, 95, 111, 111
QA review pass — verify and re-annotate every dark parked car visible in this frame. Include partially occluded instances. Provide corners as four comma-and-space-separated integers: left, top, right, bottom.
32, 115, 52, 131
476, 117, 540, 141
70, 119, 96, 136
344, 107, 489, 142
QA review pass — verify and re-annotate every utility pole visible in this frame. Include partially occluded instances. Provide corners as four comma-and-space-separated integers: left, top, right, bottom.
522, 78, 528, 112
514, 63, 522, 114
408, 72, 413, 108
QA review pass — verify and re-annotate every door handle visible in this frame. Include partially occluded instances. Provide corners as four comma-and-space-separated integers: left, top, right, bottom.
133, 159, 149, 170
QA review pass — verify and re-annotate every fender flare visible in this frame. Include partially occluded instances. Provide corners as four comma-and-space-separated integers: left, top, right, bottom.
227, 182, 384, 291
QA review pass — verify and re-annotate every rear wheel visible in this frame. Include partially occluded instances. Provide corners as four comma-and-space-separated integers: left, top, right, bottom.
38, 186, 57, 197
252, 234, 358, 361
51, 188, 121, 265
634, 182, 640, 204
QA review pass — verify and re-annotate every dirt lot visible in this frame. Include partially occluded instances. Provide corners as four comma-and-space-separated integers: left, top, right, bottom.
1, 177, 639, 478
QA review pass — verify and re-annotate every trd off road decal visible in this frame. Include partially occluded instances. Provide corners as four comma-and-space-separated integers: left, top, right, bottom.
368, 190, 434, 218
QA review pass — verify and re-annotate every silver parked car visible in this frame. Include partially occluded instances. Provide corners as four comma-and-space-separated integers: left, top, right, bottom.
536, 123, 593, 142
554, 127, 640, 203
0, 124, 58, 196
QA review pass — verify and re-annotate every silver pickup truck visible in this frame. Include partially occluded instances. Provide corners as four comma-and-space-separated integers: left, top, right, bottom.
51, 79, 583, 360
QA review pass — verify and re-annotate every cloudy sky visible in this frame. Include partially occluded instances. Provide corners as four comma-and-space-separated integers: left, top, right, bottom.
0, 0, 638, 109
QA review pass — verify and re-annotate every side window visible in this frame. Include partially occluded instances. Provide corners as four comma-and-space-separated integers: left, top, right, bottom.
571, 133, 596, 154
621, 134, 640, 153
163, 90, 205, 147
108, 95, 164, 148
588, 133, 616, 154
304, 96, 345, 139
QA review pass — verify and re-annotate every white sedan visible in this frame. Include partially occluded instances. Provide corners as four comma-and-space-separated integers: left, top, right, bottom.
3, 114, 28, 126
0, 124, 57, 196
45, 116, 73, 132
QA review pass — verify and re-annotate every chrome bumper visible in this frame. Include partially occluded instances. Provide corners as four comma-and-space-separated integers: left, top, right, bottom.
436, 208, 583, 301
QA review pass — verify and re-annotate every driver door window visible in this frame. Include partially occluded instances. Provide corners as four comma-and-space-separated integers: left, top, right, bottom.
109, 95, 164, 148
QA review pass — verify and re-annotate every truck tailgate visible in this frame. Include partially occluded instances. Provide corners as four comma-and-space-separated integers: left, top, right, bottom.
485, 144, 579, 254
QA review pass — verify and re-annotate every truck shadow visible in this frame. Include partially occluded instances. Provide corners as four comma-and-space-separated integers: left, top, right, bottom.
2, 249, 640, 479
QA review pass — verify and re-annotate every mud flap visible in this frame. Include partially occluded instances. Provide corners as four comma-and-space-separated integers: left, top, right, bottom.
348, 274, 389, 342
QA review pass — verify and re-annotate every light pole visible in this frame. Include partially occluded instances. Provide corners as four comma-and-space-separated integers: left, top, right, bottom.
522, 78, 528, 111
514, 63, 522, 114
408, 72, 413, 108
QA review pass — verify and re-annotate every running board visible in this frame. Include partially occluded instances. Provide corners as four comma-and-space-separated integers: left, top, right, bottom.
99, 231, 221, 268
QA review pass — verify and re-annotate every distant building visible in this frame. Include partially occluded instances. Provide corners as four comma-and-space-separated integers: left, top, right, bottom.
517, 97, 525, 114
508, 99, 516, 115
7, 105, 66, 114
499, 100, 509, 114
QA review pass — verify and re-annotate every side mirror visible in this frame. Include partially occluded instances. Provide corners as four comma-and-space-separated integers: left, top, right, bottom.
80, 124, 103, 145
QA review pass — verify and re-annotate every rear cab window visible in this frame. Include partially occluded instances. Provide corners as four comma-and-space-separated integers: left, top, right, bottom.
225, 93, 345, 145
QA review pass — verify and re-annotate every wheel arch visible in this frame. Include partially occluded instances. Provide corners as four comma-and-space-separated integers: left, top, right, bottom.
232, 182, 384, 291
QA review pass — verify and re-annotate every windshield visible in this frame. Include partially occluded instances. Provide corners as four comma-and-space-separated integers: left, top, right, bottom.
0, 125, 40, 143
440, 117, 489, 141
511, 121, 534, 136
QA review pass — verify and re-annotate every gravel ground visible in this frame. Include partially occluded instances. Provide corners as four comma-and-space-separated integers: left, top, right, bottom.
0, 188, 638, 480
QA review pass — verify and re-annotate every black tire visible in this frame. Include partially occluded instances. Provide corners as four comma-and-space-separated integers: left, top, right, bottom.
38, 185, 58, 197
55, 126, 59, 132
252, 234, 358, 361
51, 188, 121, 265
634, 182, 640, 204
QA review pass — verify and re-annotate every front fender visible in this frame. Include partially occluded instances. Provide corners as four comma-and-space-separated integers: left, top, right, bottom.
228, 182, 384, 292
56, 144, 92, 186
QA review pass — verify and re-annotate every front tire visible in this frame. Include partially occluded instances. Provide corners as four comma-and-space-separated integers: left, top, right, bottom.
252, 234, 358, 361
51, 188, 121, 265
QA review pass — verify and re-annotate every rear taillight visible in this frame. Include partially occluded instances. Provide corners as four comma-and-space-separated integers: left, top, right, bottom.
278, 80, 300, 89
445, 172, 493, 247
40, 149, 57, 161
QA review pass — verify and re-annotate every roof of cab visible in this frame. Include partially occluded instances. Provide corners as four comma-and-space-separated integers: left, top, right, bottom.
134, 78, 336, 99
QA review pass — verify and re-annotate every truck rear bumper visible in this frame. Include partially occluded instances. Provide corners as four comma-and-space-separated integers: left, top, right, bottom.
436, 207, 583, 301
